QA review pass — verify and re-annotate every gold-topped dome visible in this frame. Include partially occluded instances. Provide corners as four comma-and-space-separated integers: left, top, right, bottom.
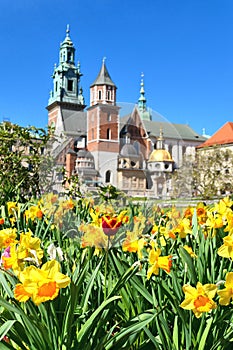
148, 149, 173, 162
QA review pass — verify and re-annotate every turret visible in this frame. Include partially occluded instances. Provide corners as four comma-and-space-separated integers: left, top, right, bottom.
47, 25, 85, 108
90, 58, 117, 106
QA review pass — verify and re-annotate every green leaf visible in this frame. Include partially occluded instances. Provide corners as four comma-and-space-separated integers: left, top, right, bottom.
0, 320, 16, 341
172, 316, 179, 350
192, 208, 198, 237
0, 272, 15, 298
81, 258, 103, 312
179, 246, 197, 285
104, 311, 157, 350
198, 317, 213, 350
76, 295, 121, 345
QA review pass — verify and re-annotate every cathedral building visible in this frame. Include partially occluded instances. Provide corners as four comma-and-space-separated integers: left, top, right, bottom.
47, 26, 206, 198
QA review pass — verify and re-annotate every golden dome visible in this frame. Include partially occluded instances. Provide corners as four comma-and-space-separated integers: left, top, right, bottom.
148, 149, 173, 162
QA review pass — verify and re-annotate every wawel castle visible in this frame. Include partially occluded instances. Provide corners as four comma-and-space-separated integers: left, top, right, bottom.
47, 26, 208, 198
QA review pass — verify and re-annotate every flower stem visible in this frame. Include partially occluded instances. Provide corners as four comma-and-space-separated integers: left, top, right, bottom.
104, 236, 110, 300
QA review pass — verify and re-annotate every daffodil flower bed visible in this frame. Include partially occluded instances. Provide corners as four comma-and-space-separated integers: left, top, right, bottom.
0, 194, 233, 349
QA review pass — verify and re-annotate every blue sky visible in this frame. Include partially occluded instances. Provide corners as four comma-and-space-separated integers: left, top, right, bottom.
0, 0, 233, 136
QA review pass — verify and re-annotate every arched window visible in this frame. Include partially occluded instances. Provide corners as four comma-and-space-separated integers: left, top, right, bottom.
107, 128, 111, 139
98, 90, 102, 100
105, 170, 111, 183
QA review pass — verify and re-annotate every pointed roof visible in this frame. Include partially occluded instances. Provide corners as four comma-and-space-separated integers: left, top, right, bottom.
90, 58, 116, 87
137, 73, 152, 121
61, 24, 73, 47
197, 122, 233, 148
138, 73, 146, 109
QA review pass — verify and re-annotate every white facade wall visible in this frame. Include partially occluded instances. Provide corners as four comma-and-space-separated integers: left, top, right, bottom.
91, 150, 119, 186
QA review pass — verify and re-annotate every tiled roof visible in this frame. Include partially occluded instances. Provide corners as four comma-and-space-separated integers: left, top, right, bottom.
197, 122, 233, 148
143, 120, 206, 141
62, 110, 87, 136
120, 114, 206, 142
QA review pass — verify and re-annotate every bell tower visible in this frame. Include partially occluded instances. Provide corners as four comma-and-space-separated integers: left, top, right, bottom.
87, 59, 120, 186
47, 25, 86, 128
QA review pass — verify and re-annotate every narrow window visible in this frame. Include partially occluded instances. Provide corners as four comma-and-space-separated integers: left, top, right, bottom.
107, 113, 111, 122
107, 128, 111, 139
105, 170, 111, 183
98, 90, 102, 100
68, 51, 72, 62
107, 90, 111, 100
68, 80, 73, 91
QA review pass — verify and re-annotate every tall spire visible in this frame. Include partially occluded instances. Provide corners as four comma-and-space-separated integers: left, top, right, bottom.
137, 73, 152, 121
138, 73, 146, 112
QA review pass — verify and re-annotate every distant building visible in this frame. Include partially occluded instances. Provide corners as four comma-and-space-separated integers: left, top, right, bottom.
196, 122, 233, 195
47, 26, 206, 197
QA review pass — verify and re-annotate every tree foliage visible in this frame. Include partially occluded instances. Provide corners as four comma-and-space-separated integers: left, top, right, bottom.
0, 121, 54, 203
171, 147, 233, 199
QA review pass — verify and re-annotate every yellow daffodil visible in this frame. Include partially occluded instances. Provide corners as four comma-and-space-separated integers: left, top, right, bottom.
89, 208, 102, 226
147, 248, 172, 279
214, 197, 233, 216
173, 217, 193, 239
0, 227, 17, 248
183, 245, 197, 258
1, 244, 19, 270
62, 198, 75, 210
183, 206, 194, 220
224, 210, 233, 235
1, 231, 43, 273
196, 202, 207, 224
14, 260, 70, 305
80, 223, 108, 249
180, 282, 217, 318
24, 205, 43, 222
122, 231, 145, 259
218, 233, 233, 259
217, 272, 233, 305
18, 231, 43, 264
7, 202, 18, 215
206, 212, 224, 231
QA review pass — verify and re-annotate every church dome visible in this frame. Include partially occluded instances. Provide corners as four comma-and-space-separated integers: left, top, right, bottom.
120, 144, 139, 157
148, 149, 173, 162
77, 149, 94, 159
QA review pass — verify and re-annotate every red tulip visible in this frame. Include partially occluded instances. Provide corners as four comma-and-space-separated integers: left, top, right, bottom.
102, 216, 122, 236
